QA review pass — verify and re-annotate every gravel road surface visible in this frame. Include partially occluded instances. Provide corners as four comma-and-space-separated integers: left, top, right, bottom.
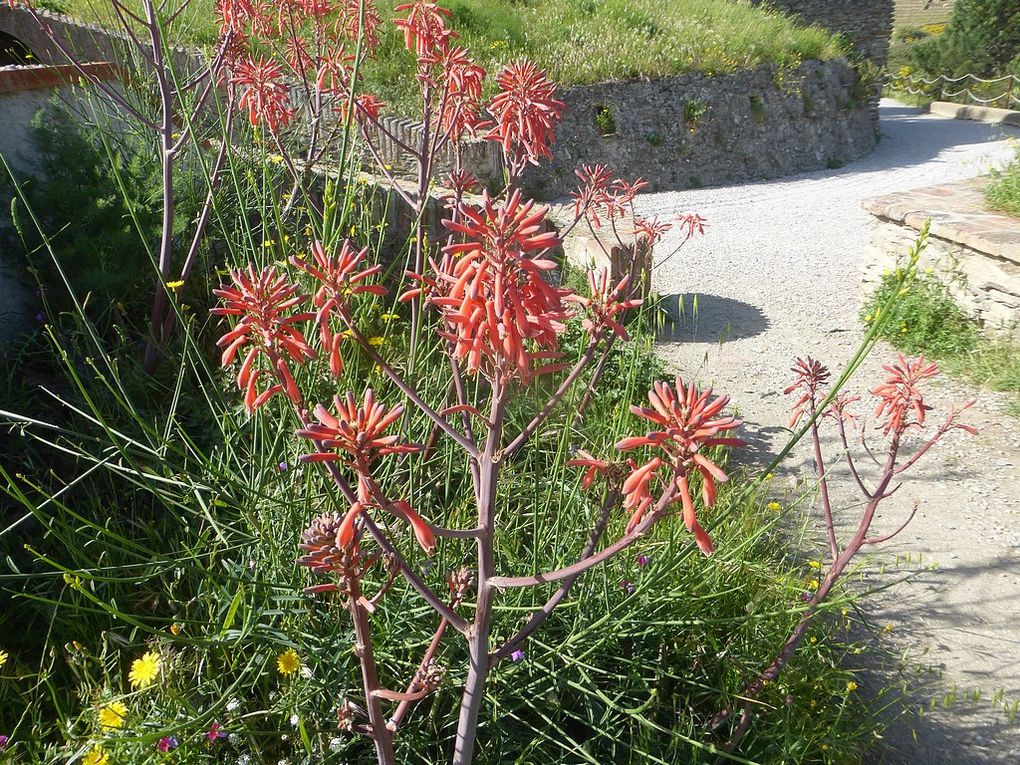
638, 99, 1020, 763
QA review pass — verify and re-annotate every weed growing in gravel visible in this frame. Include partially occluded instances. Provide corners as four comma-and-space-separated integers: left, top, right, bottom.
863, 270, 1020, 410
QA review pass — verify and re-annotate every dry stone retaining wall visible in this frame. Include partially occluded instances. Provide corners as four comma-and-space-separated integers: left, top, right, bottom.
520, 59, 878, 199
752, 0, 894, 65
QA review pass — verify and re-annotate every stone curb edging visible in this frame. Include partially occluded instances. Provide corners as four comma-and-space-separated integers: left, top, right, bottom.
928, 100, 1020, 127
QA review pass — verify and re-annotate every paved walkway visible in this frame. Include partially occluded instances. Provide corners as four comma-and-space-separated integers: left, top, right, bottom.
638, 100, 1020, 763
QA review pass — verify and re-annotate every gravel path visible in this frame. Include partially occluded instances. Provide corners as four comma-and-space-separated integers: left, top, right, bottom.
638, 100, 1020, 763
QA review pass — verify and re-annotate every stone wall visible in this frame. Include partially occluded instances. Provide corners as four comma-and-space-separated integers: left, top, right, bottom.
751, 0, 894, 66
0, 4, 205, 75
863, 178, 1020, 332
520, 59, 877, 199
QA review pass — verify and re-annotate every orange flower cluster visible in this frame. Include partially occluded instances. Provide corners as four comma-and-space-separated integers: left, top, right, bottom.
404, 190, 567, 382
616, 378, 743, 555
297, 391, 434, 552
211, 266, 315, 412
290, 241, 385, 377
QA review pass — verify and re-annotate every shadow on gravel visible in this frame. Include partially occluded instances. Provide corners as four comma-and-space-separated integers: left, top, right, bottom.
656, 293, 769, 344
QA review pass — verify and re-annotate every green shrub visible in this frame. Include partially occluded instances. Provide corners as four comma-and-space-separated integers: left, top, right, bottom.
862, 269, 1020, 404
986, 147, 1020, 218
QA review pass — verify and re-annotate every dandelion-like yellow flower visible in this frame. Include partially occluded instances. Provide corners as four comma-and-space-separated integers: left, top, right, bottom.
807, 578, 820, 590
83, 746, 109, 765
807, 560, 822, 569
846, 680, 858, 693
0, 648, 8, 667
166, 280, 185, 290
766, 501, 781, 512
263, 239, 275, 248
129, 651, 161, 689
169, 623, 182, 636
764, 472, 774, 481
277, 648, 301, 676
98, 701, 127, 730
367, 336, 385, 347
380, 313, 400, 322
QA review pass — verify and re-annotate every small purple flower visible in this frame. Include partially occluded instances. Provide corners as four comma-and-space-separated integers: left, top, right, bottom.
620, 579, 635, 594
800, 591, 812, 603
636, 554, 650, 568
157, 736, 178, 752
510, 649, 525, 662
0, 735, 8, 748
35, 312, 46, 322
207, 721, 227, 741
276, 461, 288, 473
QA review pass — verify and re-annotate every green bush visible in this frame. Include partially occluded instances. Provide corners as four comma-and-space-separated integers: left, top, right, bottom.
908, 0, 1020, 76
987, 146, 1020, 219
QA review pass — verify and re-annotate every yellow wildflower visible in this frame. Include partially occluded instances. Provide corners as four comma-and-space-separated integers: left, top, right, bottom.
809, 636, 817, 644
0, 648, 8, 667
367, 336, 385, 347
262, 239, 274, 248
807, 560, 822, 569
83, 747, 109, 765
884, 623, 894, 633
166, 280, 185, 290
807, 578, 820, 590
169, 623, 182, 636
380, 313, 400, 322
766, 501, 781, 512
269, 154, 284, 165
764, 472, 774, 481
98, 701, 128, 730
846, 680, 858, 693
129, 650, 161, 689
277, 647, 301, 676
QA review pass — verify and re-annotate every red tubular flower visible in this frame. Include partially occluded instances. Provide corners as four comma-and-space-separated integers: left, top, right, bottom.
483, 59, 565, 169
565, 450, 612, 489
296, 390, 421, 470
784, 356, 831, 428
337, 0, 382, 49
633, 216, 672, 246
393, 0, 454, 56
677, 212, 707, 239
409, 189, 567, 382
616, 377, 743, 555
824, 392, 861, 427
290, 240, 386, 378
231, 55, 295, 132
434, 46, 486, 141
212, 266, 315, 412
564, 267, 642, 340
870, 354, 939, 435
571, 164, 614, 226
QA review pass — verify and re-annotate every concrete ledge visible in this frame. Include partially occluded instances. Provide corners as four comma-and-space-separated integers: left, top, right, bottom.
862, 177, 1020, 331
929, 100, 1020, 127
0, 61, 116, 94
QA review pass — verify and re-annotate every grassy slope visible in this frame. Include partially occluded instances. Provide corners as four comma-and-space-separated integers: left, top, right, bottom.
50, 0, 846, 93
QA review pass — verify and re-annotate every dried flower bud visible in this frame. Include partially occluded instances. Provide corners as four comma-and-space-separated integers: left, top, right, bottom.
446, 567, 475, 604
415, 660, 446, 692
336, 698, 357, 732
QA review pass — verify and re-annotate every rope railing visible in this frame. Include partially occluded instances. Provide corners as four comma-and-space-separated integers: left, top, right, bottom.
884, 70, 1020, 109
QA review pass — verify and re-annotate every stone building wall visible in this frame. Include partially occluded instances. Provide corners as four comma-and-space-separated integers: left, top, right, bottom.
751, 0, 894, 66
520, 59, 877, 198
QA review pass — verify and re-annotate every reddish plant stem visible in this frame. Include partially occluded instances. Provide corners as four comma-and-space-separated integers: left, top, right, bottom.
808, 397, 839, 562
347, 576, 397, 765
452, 379, 506, 765
491, 488, 619, 664
388, 615, 449, 730
490, 478, 678, 589
710, 431, 903, 750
